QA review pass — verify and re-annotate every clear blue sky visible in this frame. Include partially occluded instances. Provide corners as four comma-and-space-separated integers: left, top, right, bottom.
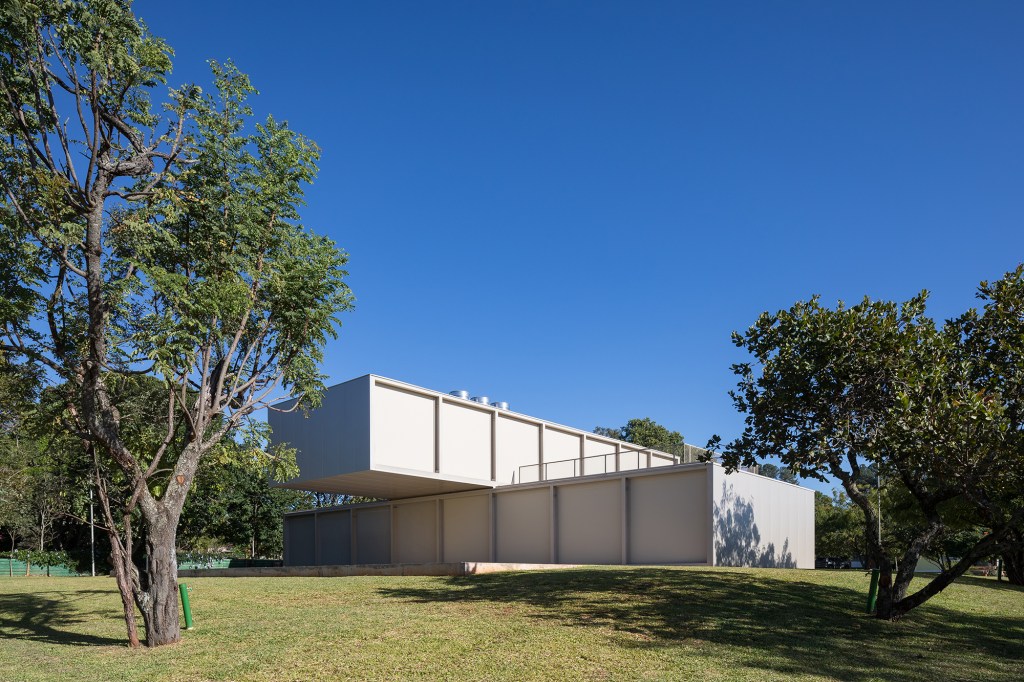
141, 1, 1024, 490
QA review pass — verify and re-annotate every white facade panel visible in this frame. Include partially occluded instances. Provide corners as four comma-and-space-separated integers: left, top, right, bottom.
629, 470, 708, 564
317, 510, 352, 565
440, 401, 492, 481
285, 515, 316, 566
394, 501, 438, 563
557, 481, 621, 564
543, 428, 581, 464
496, 416, 540, 485
496, 488, 551, 563
372, 384, 435, 473
618, 449, 644, 472
271, 375, 372, 488
710, 466, 815, 569
650, 453, 675, 468
582, 437, 616, 476
354, 507, 391, 564
442, 495, 490, 562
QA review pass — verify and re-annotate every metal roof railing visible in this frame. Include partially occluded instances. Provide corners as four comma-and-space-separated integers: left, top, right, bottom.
516, 443, 717, 484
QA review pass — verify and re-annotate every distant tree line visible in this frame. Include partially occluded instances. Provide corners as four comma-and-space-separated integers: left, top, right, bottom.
0, 373, 325, 574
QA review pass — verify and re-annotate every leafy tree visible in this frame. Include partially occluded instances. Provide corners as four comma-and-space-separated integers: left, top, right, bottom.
923, 526, 987, 573
0, 1, 352, 646
0, 443, 32, 573
0, 354, 39, 570
814, 491, 862, 559
757, 462, 799, 484
776, 468, 798, 485
216, 465, 308, 558
592, 426, 621, 440
594, 418, 684, 452
707, 267, 1024, 619
623, 418, 684, 451
180, 448, 311, 558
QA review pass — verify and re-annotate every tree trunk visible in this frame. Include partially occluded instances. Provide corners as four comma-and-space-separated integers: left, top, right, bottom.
138, 522, 181, 647
872, 556, 898, 620
1002, 530, 1024, 585
877, 554, 920, 620
1004, 551, 1024, 584
108, 531, 141, 648
890, 525, 1014, 617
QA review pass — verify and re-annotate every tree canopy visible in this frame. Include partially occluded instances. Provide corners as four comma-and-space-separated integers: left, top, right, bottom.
709, 266, 1024, 618
0, 0, 352, 646
594, 417, 685, 453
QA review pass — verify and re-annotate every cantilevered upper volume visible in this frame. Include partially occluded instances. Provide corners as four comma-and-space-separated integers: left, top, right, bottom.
270, 374, 686, 499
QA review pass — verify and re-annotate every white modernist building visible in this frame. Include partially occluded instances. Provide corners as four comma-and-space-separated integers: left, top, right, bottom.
273, 375, 815, 568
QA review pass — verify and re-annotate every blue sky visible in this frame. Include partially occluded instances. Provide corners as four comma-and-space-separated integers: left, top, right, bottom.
141, 1, 1024, 491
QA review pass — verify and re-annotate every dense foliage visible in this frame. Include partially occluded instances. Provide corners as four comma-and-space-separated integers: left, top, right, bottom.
594, 417, 685, 453
708, 266, 1024, 618
0, 0, 352, 645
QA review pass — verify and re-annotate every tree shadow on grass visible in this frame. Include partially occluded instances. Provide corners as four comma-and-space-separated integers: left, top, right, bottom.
957, 575, 1024, 593
0, 590, 126, 646
377, 568, 1024, 681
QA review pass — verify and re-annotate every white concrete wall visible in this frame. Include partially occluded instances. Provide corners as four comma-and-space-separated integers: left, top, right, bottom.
495, 488, 551, 563
619, 448, 644, 472
582, 437, 616, 476
270, 375, 372, 487
284, 514, 316, 566
543, 428, 580, 475
442, 495, 490, 562
438, 401, 492, 481
272, 375, 684, 496
316, 509, 352, 565
290, 464, 806, 565
629, 470, 709, 564
285, 464, 817, 568
372, 384, 435, 473
557, 480, 622, 563
354, 506, 391, 564
496, 416, 540, 484
393, 500, 438, 563
710, 465, 815, 569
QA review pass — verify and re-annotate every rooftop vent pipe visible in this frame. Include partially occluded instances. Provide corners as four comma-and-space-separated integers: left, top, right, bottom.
471, 396, 490, 406
492, 401, 510, 410
449, 390, 470, 400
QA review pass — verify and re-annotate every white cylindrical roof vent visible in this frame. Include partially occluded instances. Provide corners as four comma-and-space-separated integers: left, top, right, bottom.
449, 390, 470, 400
493, 401, 510, 410
471, 396, 490, 405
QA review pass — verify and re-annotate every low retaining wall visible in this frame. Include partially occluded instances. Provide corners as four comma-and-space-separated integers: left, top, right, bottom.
178, 561, 578, 578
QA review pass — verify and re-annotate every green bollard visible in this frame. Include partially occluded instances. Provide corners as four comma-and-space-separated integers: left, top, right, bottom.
997, 558, 1003, 581
179, 583, 194, 630
866, 568, 880, 614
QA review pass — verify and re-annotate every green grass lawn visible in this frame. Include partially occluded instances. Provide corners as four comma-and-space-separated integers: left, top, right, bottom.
1, 567, 1021, 681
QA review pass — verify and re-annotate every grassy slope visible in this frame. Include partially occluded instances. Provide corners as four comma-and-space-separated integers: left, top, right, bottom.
0, 567, 1021, 681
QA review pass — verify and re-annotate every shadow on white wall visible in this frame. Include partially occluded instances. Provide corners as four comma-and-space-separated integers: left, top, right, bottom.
714, 482, 795, 568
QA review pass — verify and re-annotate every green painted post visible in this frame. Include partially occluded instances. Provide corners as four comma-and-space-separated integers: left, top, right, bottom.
179, 583, 194, 630
866, 568, 880, 614
997, 558, 1003, 581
